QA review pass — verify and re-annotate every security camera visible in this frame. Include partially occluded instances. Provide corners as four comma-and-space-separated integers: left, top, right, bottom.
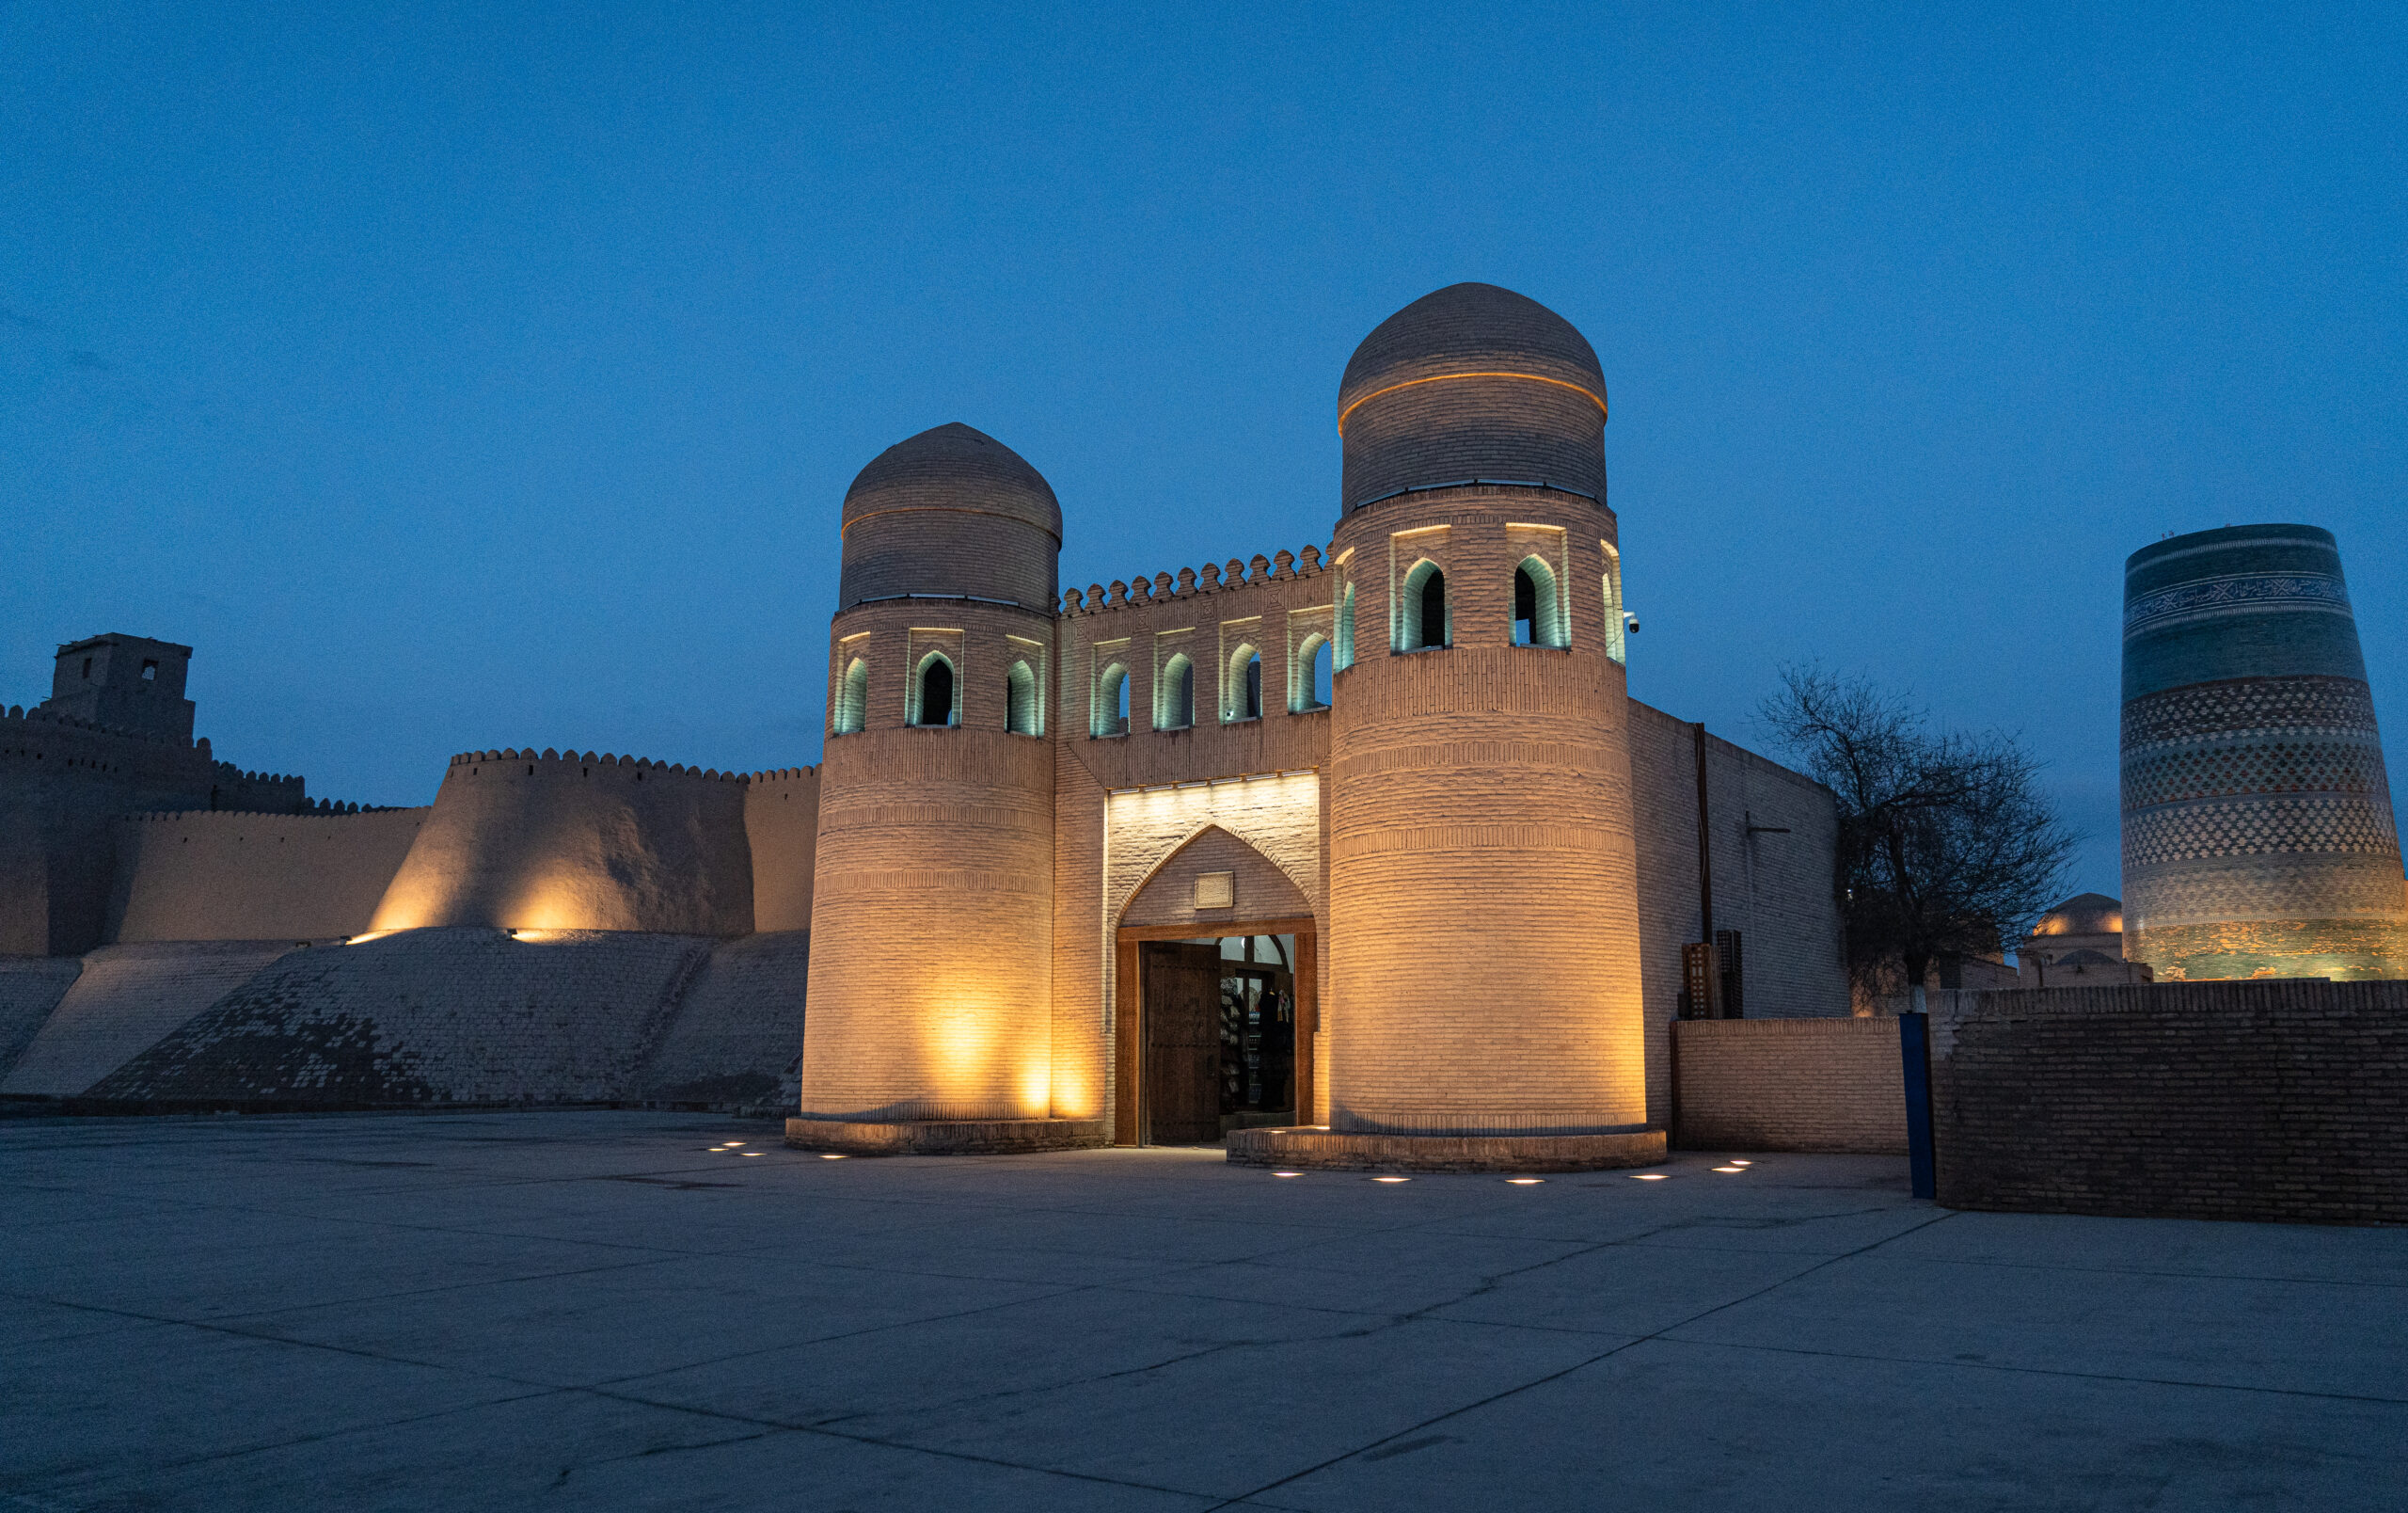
1623, 612, 1640, 634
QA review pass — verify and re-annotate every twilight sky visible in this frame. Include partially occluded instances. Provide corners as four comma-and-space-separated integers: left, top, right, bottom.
4, 3, 2402, 898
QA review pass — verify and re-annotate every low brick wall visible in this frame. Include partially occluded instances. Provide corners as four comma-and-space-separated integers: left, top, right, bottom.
1931, 979, 2408, 1225
1673, 1016, 1906, 1154
784, 1118, 1106, 1155
1225, 1126, 1666, 1172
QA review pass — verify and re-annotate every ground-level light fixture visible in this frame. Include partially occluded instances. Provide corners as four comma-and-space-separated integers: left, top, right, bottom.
1712, 1165, 1748, 1173
1506, 1177, 1545, 1185
819, 1153, 848, 1160
1630, 1172, 1668, 1181
1273, 1171, 1303, 1178
1372, 1176, 1411, 1184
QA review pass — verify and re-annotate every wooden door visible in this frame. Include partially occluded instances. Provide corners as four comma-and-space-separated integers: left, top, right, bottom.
1143, 942, 1223, 1144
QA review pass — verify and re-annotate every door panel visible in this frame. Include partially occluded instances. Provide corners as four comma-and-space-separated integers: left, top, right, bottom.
1143, 942, 1222, 1144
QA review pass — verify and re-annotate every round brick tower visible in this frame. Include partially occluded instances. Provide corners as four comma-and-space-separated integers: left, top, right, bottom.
1307, 283, 1657, 1167
791, 423, 1094, 1153
2121, 524, 2407, 979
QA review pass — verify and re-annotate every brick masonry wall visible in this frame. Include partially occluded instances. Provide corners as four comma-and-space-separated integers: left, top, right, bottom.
636, 929, 811, 1108
85, 927, 712, 1107
0, 940, 301, 1096
0, 955, 83, 1084
1327, 488, 1646, 1136
743, 768, 819, 932
1628, 700, 1851, 1127
1930, 979, 2408, 1224
1673, 1016, 1907, 1154
105, 808, 429, 944
807, 597, 1057, 1123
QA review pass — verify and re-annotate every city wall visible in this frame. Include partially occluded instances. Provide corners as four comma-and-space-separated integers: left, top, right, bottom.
105, 808, 430, 944
370, 749, 753, 936
0, 702, 307, 954
745, 768, 819, 932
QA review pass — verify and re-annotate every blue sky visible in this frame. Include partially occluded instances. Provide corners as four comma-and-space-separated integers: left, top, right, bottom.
4, 3, 2402, 897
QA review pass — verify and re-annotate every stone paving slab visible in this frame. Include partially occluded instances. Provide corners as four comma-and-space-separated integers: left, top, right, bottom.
2, 1109, 2401, 1510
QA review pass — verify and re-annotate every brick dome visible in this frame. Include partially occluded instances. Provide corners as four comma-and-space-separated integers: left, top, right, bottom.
2033, 893, 2122, 938
838, 423, 1061, 611
842, 422, 1062, 541
1337, 284, 1608, 512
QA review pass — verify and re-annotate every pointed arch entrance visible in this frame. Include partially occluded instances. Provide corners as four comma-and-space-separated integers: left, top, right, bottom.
1113, 824, 1318, 1146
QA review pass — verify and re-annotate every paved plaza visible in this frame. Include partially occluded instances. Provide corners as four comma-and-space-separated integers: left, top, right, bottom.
3, 1110, 2402, 1510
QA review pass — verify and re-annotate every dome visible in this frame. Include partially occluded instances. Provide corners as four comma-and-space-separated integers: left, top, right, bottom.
1335, 284, 1609, 512
837, 423, 1061, 612
842, 422, 1062, 542
1339, 283, 1608, 426
2032, 893, 2123, 938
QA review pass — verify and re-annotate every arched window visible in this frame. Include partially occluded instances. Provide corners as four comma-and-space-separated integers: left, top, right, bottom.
911, 652, 957, 727
1093, 661, 1130, 737
1602, 543, 1627, 664
833, 657, 868, 735
1400, 561, 1449, 651
1156, 652, 1194, 730
1513, 556, 1567, 648
1336, 584, 1356, 671
1291, 633, 1331, 711
1225, 644, 1261, 722
1006, 660, 1039, 736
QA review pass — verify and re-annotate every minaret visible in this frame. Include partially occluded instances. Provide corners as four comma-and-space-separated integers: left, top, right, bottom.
2121, 525, 2406, 979
1252, 283, 1658, 1170
788, 423, 1098, 1153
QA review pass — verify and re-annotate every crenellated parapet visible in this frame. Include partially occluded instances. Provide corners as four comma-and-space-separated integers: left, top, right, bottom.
448, 748, 751, 783
1051, 540, 1344, 790
3, 701, 182, 744
1059, 543, 1327, 618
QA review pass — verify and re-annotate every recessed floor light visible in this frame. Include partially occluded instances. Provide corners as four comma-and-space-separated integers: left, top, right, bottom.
1506, 1177, 1545, 1185
1712, 1165, 1748, 1173
819, 1154, 848, 1160
1630, 1172, 1669, 1181
1372, 1176, 1411, 1184
1727, 1159, 1752, 1167
742, 1152, 764, 1156
1273, 1171, 1303, 1178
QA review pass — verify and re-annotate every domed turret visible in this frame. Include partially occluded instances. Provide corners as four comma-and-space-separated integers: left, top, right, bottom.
839, 423, 1062, 611
796, 423, 1081, 1153
1337, 283, 1608, 512
1313, 284, 1652, 1161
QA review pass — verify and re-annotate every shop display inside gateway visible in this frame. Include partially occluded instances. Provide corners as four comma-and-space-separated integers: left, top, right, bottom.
1138, 935, 1298, 1144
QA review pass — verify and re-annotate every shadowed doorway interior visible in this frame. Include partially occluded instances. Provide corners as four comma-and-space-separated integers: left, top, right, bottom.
1137, 934, 1299, 1145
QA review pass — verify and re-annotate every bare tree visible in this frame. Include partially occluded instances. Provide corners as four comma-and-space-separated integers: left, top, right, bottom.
1760, 664, 2077, 1003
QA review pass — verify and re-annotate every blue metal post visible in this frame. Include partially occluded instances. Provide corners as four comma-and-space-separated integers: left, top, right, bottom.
1900, 1011, 1936, 1201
